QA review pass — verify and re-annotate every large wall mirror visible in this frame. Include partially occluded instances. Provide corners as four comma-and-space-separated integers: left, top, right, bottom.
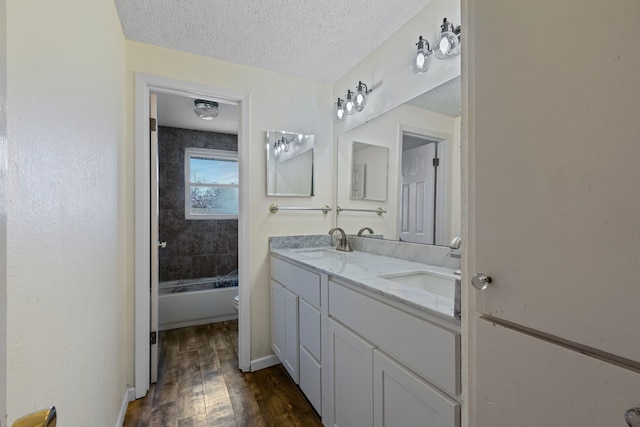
336, 76, 461, 246
266, 130, 315, 196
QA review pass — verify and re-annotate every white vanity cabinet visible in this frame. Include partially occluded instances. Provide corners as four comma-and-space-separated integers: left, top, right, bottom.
270, 256, 323, 414
327, 278, 460, 427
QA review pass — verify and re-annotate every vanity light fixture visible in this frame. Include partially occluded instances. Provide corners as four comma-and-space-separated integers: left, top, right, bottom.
343, 90, 356, 115
354, 81, 372, 112
433, 18, 461, 59
411, 36, 433, 74
193, 99, 219, 120
335, 98, 346, 121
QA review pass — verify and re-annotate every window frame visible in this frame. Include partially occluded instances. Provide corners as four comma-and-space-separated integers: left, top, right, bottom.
184, 147, 239, 220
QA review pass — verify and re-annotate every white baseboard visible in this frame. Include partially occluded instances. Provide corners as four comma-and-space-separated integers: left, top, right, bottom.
115, 387, 136, 427
250, 354, 280, 372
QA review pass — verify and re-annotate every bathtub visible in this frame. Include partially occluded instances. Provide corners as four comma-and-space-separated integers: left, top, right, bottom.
158, 272, 238, 331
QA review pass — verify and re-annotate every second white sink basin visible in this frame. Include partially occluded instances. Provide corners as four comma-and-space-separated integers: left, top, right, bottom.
380, 271, 455, 299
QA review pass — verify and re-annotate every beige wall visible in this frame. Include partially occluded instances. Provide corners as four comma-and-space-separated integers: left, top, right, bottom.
124, 42, 334, 366
6, 0, 127, 425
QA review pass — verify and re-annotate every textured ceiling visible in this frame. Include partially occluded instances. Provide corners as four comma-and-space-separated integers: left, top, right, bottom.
114, 0, 432, 83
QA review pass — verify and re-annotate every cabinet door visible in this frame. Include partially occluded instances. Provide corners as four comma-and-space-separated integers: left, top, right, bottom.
282, 286, 299, 383
270, 280, 284, 362
373, 350, 459, 427
328, 319, 374, 427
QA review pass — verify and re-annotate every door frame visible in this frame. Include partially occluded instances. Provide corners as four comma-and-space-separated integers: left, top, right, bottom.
134, 72, 251, 398
0, 0, 7, 421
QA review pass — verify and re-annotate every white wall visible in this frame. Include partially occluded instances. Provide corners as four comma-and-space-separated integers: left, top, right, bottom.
124, 42, 334, 366
337, 104, 460, 241
6, 0, 127, 425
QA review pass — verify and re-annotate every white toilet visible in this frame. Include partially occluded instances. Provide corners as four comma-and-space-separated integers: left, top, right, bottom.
233, 295, 239, 311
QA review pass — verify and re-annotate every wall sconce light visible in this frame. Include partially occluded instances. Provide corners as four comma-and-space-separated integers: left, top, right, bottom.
273, 137, 290, 158
411, 36, 433, 74
354, 81, 372, 112
193, 99, 219, 120
335, 98, 345, 121
344, 90, 356, 116
433, 18, 461, 59
334, 82, 373, 120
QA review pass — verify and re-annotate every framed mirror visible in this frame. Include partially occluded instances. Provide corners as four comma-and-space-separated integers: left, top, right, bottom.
350, 142, 389, 201
266, 130, 315, 196
336, 76, 461, 246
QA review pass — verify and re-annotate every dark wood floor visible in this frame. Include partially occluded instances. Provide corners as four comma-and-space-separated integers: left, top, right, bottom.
123, 321, 322, 427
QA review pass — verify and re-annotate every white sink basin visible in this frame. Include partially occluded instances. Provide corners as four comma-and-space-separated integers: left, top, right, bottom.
380, 271, 455, 299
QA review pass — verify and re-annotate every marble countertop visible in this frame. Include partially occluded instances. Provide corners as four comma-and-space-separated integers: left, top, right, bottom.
270, 246, 460, 324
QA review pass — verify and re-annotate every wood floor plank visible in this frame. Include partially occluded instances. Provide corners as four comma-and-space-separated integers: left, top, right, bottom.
124, 321, 321, 427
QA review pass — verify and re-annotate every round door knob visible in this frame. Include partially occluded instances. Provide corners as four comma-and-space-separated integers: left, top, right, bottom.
625, 407, 640, 427
472, 273, 493, 290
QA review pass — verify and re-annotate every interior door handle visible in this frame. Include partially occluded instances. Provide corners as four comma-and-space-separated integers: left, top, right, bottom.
158, 241, 167, 248
471, 273, 493, 290
12, 407, 56, 427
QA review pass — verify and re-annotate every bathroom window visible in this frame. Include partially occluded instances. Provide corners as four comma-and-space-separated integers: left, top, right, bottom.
185, 148, 238, 220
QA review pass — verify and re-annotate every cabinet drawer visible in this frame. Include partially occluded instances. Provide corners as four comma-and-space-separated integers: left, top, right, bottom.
271, 257, 320, 307
329, 281, 460, 396
299, 346, 322, 416
299, 298, 321, 362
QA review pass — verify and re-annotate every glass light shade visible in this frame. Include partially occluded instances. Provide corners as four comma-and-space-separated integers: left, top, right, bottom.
335, 98, 345, 121
354, 81, 368, 112
411, 36, 432, 74
434, 19, 461, 59
194, 99, 219, 120
344, 90, 356, 115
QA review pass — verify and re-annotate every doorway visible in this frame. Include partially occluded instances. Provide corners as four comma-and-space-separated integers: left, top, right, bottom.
134, 73, 251, 399
398, 131, 450, 246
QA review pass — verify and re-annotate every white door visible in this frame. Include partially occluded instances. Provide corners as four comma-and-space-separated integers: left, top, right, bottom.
149, 92, 159, 383
399, 143, 436, 244
468, 0, 640, 424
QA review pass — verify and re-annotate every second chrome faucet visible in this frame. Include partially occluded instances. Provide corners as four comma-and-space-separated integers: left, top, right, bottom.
328, 227, 353, 252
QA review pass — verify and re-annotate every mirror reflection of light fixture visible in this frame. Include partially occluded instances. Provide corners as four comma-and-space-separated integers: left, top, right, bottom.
335, 98, 345, 121
273, 137, 290, 158
193, 99, 219, 120
434, 18, 461, 59
354, 81, 372, 112
344, 90, 356, 116
411, 36, 433, 74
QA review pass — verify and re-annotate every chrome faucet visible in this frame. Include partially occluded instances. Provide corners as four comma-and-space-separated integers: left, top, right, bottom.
357, 227, 374, 236
449, 236, 462, 259
328, 227, 353, 252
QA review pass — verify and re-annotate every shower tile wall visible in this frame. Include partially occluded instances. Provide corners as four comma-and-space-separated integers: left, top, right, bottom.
158, 126, 238, 281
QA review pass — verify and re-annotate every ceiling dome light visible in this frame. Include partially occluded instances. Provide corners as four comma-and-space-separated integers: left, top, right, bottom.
354, 81, 371, 112
344, 90, 356, 115
411, 36, 432, 74
335, 98, 345, 121
193, 99, 219, 120
434, 18, 461, 59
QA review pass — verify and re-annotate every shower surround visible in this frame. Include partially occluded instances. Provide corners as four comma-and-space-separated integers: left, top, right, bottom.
158, 126, 238, 282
